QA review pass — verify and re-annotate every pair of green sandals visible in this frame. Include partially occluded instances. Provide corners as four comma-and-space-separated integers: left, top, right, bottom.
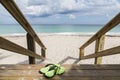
39, 64, 65, 78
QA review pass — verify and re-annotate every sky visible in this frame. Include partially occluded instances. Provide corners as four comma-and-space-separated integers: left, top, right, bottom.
0, 0, 120, 24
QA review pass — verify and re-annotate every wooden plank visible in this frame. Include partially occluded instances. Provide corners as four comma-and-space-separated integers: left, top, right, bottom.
0, 64, 120, 70
27, 33, 36, 64
0, 77, 120, 80
79, 48, 84, 60
81, 46, 120, 60
94, 35, 105, 64
0, 0, 46, 50
0, 65, 120, 80
80, 12, 120, 49
0, 69, 120, 77
0, 37, 44, 60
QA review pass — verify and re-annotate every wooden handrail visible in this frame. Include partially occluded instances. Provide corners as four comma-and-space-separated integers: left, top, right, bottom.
0, 0, 46, 63
81, 46, 120, 60
0, 0, 46, 50
79, 13, 120, 64
80, 12, 120, 49
0, 37, 44, 60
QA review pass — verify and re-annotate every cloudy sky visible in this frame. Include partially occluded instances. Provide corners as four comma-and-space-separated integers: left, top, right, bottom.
0, 0, 120, 24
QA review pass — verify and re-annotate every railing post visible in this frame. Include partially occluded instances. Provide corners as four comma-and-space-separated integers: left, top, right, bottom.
79, 48, 84, 60
94, 35, 105, 64
41, 48, 46, 59
27, 33, 36, 64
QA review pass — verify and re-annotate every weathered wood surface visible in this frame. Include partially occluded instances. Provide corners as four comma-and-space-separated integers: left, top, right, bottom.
81, 46, 120, 60
79, 48, 84, 60
0, 0, 46, 50
0, 64, 120, 80
0, 37, 44, 60
94, 35, 105, 64
80, 12, 120, 49
0, 77, 120, 80
27, 33, 36, 64
0, 64, 120, 70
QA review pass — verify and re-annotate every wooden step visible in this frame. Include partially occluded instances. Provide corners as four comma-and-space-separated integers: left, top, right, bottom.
0, 64, 120, 80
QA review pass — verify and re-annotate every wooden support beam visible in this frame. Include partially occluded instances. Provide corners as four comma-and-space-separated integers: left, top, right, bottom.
27, 33, 36, 64
79, 48, 84, 60
80, 12, 120, 49
81, 46, 120, 60
94, 35, 105, 64
0, 0, 46, 50
0, 37, 44, 60
41, 48, 46, 58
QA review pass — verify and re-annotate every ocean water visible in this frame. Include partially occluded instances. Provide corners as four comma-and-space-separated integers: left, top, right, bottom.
0, 24, 120, 35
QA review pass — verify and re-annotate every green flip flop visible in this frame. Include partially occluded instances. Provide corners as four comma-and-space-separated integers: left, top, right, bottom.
39, 64, 65, 78
39, 64, 54, 74
44, 65, 58, 78
56, 66, 65, 75
53, 64, 65, 75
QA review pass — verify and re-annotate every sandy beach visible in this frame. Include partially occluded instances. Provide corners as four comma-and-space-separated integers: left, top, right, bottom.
0, 34, 120, 64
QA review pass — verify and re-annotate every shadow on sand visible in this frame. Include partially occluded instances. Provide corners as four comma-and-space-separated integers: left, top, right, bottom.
58, 56, 80, 64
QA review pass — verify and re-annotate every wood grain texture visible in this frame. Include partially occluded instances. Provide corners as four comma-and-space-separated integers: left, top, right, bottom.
79, 48, 84, 60
27, 33, 36, 64
0, 64, 120, 70
0, 77, 120, 80
0, 70, 120, 77
0, 64, 120, 80
94, 35, 105, 64
0, 37, 44, 60
82, 46, 120, 60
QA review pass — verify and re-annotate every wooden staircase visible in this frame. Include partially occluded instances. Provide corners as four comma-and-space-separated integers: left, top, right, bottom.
0, 0, 120, 80
0, 64, 120, 80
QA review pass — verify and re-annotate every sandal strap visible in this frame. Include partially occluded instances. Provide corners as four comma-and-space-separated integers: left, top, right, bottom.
45, 64, 54, 67
47, 64, 61, 74
44, 64, 61, 74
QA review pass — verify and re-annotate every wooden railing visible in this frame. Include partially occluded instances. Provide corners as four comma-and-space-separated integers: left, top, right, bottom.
79, 12, 120, 64
0, 0, 46, 64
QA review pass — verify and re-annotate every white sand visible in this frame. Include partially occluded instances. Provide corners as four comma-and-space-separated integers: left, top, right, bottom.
0, 34, 120, 64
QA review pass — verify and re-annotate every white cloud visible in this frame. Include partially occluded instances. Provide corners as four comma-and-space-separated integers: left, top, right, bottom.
68, 14, 76, 19
24, 0, 120, 17
1, 0, 120, 18
26, 5, 51, 16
